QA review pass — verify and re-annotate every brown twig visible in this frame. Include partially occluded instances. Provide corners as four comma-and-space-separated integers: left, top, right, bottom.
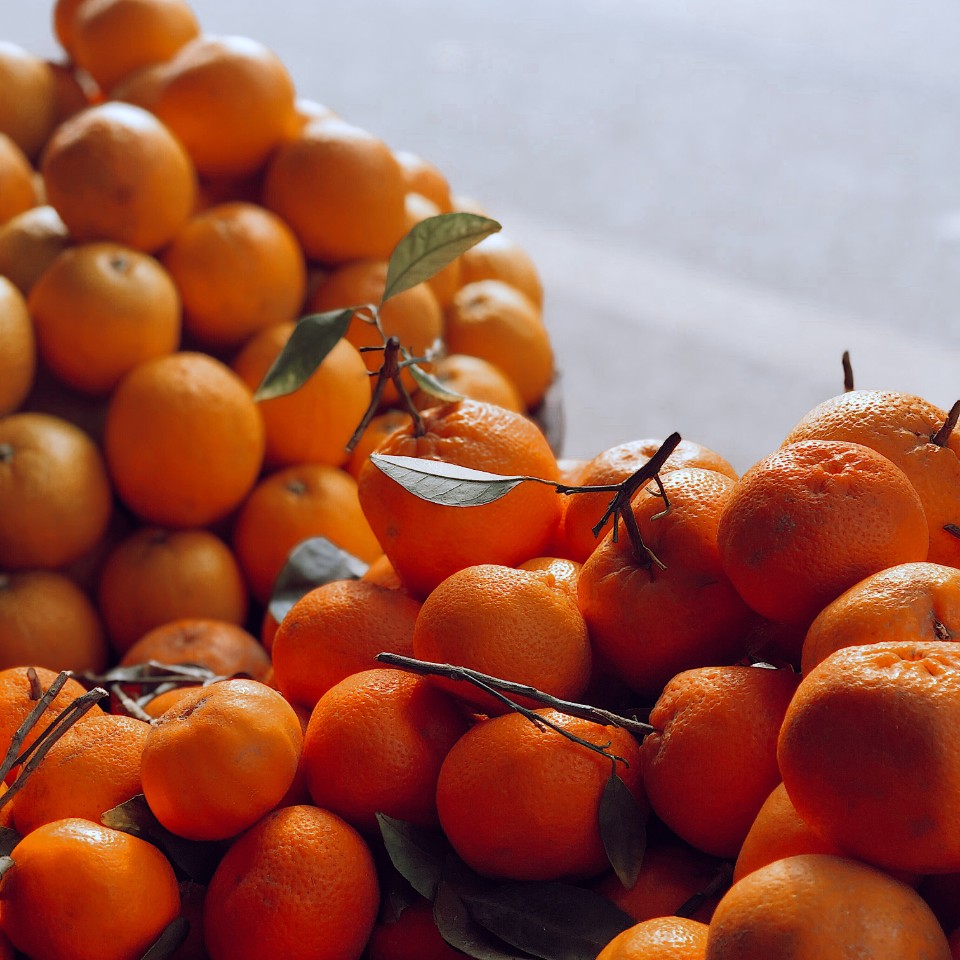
842, 350, 854, 392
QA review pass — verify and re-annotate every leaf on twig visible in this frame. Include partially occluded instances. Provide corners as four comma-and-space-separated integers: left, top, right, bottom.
253, 308, 354, 401
268, 537, 369, 625
383, 213, 501, 303
370, 454, 547, 507
433, 881, 534, 960
377, 813, 450, 901
407, 362, 464, 403
599, 770, 647, 889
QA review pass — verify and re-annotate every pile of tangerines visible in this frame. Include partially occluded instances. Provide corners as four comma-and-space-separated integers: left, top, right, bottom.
3, 2, 960, 960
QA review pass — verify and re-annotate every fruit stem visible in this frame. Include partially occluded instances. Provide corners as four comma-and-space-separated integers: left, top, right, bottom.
931, 399, 960, 448
675, 861, 734, 918
945, 523, 960, 541
376, 652, 656, 742
842, 350, 854, 391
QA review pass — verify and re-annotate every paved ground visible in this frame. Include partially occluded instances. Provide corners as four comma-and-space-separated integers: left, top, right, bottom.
8, 0, 960, 471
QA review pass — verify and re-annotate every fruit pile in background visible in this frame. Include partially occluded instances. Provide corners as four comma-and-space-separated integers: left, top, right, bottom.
0, 0, 556, 675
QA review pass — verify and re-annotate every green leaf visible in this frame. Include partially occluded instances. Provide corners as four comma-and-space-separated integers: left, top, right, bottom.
370, 454, 551, 507
463, 882, 634, 960
599, 770, 647, 889
407, 362, 464, 403
140, 918, 190, 960
434, 881, 535, 960
253, 308, 355, 401
268, 536, 369, 625
383, 213, 501, 303
0, 825, 21, 857
377, 813, 449, 901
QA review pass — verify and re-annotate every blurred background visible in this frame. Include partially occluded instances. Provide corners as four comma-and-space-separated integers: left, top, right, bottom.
8, 0, 960, 471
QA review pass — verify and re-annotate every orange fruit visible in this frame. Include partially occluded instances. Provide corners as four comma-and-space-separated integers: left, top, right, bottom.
778, 640, 960, 875
801, 561, 960, 674
140, 677, 303, 840
394, 149, 453, 212
784, 389, 960, 568
457, 230, 544, 308
70, 0, 200, 92
0, 204, 72, 296
306, 257, 444, 400
596, 917, 709, 960
444, 279, 553, 409
345, 408, 413, 479
732, 782, 846, 884
0, 41, 58, 159
6, 712, 148, 835
160, 200, 306, 351
563, 437, 738, 563
47, 60, 94, 126
96, 526, 249, 655
0, 570, 108, 673
263, 117, 408, 264
270, 579, 421, 710
0, 818, 181, 960
412, 562, 592, 712
356, 399, 563, 597
41, 100, 197, 252
577, 468, 758, 698
703, 854, 950, 959
282, 97, 339, 138
411, 353, 524, 413
120, 618, 271, 682
367, 897, 465, 960
0, 412, 112, 570
140, 684, 199, 719
103, 351, 265, 527
231, 321, 371, 470
0, 276, 36, 415
595, 837, 725, 925
232, 462, 383, 605
54, 0, 94, 57
301, 667, 469, 834
28, 241, 181, 395
0, 133, 37, 225
202, 804, 380, 960
360, 553, 405, 591
436, 707, 646, 881
640, 664, 800, 859
717, 439, 929, 626
125, 34, 297, 179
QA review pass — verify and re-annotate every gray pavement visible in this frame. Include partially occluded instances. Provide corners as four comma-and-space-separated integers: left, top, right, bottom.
7, 0, 960, 471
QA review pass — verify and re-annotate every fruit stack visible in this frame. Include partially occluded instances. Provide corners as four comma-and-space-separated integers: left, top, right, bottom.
3, 3, 960, 960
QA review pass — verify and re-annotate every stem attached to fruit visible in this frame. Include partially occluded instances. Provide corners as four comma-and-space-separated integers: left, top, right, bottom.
931, 399, 960, 448
842, 350, 854, 392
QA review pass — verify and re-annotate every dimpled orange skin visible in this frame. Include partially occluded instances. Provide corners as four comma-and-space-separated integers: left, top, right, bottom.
717, 439, 929, 627
704, 854, 951, 960
778, 641, 960, 875
202, 804, 380, 960
801, 561, 960, 675
0, 818, 181, 960
596, 917, 709, 960
357, 399, 563, 598
435, 708, 646, 881
140, 678, 303, 840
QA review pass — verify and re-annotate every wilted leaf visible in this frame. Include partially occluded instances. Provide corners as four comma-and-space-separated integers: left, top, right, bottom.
377, 813, 449, 901
140, 918, 190, 960
463, 882, 634, 960
253, 308, 354, 401
383, 213, 501, 303
370, 454, 550, 507
408, 362, 464, 403
599, 770, 647, 889
103, 795, 227, 884
0, 825, 21, 857
434, 881, 534, 960
268, 536, 369, 624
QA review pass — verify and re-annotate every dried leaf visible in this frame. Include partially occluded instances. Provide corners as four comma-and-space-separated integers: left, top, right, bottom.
253, 308, 354, 401
599, 770, 647, 889
408, 362, 464, 403
434, 881, 534, 960
463, 882, 634, 960
268, 536, 369, 624
377, 813, 448, 901
0, 825, 21, 857
370, 454, 549, 507
383, 213, 501, 303
140, 918, 190, 960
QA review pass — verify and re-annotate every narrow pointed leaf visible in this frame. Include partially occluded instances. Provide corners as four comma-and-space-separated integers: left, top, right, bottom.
268, 536, 369, 625
253, 308, 354, 401
434, 882, 535, 960
370, 454, 549, 507
377, 813, 449, 901
383, 213, 501, 302
407, 362, 464, 403
599, 770, 647, 889
463, 882, 634, 960
140, 918, 190, 960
